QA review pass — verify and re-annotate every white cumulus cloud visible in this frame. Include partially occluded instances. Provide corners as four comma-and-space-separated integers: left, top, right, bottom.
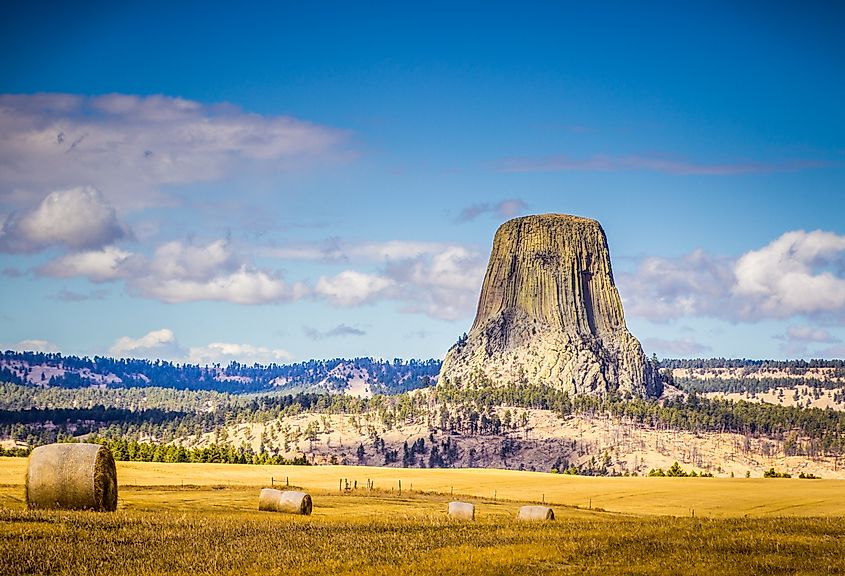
3, 339, 60, 353
733, 230, 845, 319
131, 238, 307, 304
315, 270, 394, 306
109, 328, 184, 360
387, 245, 486, 320
0, 186, 129, 253
147, 239, 240, 281
108, 329, 292, 365
275, 239, 487, 319
134, 265, 307, 305
39, 246, 135, 282
619, 229, 845, 324
39, 237, 308, 305
186, 343, 293, 366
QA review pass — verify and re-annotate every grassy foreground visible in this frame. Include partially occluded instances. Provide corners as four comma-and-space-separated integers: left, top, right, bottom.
1, 459, 844, 575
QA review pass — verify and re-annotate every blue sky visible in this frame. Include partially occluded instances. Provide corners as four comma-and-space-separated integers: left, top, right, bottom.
1, 2, 844, 364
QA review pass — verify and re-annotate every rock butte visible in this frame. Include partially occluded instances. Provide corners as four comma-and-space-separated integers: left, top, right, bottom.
439, 214, 662, 398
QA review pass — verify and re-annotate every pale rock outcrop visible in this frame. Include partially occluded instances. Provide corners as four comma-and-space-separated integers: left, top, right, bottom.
439, 214, 661, 397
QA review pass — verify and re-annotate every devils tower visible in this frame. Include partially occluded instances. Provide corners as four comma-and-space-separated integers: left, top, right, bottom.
439, 214, 662, 398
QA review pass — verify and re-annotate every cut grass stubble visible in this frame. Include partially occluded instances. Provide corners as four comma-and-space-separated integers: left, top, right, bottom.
1, 488, 843, 576
2, 459, 845, 575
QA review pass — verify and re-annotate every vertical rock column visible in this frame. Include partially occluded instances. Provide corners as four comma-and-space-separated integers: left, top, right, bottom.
439, 214, 661, 398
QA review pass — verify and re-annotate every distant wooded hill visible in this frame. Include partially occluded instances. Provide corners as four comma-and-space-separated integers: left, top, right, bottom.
4, 351, 845, 396
0, 351, 439, 395
660, 358, 845, 369
2, 352, 845, 470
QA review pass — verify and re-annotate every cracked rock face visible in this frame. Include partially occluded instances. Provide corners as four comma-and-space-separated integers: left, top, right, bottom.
438, 214, 662, 398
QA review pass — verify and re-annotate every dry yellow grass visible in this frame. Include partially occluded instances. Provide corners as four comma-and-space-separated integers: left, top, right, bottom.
1, 485, 843, 575
2, 457, 844, 517
2, 458, 845, 575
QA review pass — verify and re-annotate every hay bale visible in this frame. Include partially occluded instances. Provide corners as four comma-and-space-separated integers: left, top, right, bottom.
26, 443, 117, 511
447, 501, 475, 520
258, 488, 283, 512
517, 505, 555, 521
259, 489, 312, 514
277, 490, 312, 515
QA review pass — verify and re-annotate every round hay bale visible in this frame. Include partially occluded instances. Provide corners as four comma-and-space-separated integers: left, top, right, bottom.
277, 490, 312, 515
258, 488, 283, 512
447, 501, 475, 520
26, 443, 117, 512
517, 505, 554, 521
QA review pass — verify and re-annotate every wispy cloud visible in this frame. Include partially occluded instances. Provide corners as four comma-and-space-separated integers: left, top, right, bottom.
816, 344, 845, 359
0, 93, 347, 211
404, 329, 431, 339
263, 239, 454, 263
618, 250, 735, 321
50, 288, 109, 302
2, 267, 24, 278
497, 154, 833, 175
642, 337, 712, 357
456, 198, 528, 223
774, 325, 841, 357
782, 325, 840, 343
302, 324, 367, 341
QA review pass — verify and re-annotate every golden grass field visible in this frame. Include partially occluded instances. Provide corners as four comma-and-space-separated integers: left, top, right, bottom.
2, 457, 842, 518
2, 457, 845, 575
